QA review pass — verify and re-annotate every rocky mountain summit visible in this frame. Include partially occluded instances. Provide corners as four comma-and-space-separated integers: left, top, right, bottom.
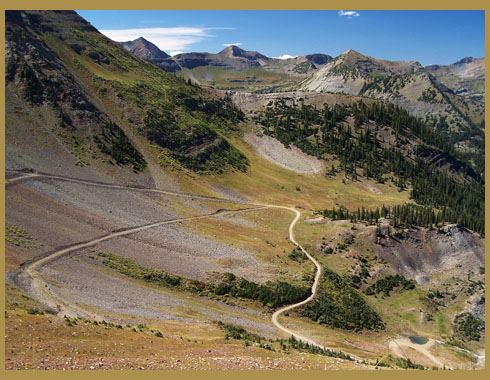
121, 37, 170, 60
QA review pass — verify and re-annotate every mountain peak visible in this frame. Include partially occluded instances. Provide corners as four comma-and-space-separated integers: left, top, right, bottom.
221, 45, 244, 54
453, 57, 476, 65
121, 37, 170, 60
341, 48, 361, 56
218, 45, 268, 60
338, 49, 369, 64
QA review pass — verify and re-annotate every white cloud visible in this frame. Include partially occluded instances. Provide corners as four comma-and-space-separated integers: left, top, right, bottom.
100, 27, 233, 53
338, 10, 360, 18
274, 54, 297, 60
223, 42, 242, 47
169, 51, 184, 56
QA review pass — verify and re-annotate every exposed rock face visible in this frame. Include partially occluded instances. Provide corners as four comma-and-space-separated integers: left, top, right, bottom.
305, 53, 333, 65
301, 49, 484, 156
119, 42, 271, 72
171, 49, 263, 71
244, 130, 324, 174
469, 294, 485, 321
416, 146, 478, 180
373, 224, 484, 280
303, 49, 423, 94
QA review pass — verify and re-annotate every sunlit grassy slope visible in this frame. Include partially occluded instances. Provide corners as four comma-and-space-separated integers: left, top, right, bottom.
206, 134, 412, 209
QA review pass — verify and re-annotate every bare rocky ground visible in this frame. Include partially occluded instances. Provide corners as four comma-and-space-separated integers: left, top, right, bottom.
92, 222, 266, 282
244, 129, 324, 174
5, 176, 268, 277
370, 224, 485, 281
228, 90, 367, 115
5, 174, 281, 337
35, 254, 277, 337
16, 177, 176, 227
5, 87, 178, 190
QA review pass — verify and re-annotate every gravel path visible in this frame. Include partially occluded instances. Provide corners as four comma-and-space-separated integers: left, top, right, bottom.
7, 170, 360, 361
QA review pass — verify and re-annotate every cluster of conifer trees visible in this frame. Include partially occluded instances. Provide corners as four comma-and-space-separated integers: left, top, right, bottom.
318, 202, 481, 232
254, 99, 484, 235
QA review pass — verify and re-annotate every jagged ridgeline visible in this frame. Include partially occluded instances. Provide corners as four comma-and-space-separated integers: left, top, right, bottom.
254, 99, 484, 234
5, 10, 248, 174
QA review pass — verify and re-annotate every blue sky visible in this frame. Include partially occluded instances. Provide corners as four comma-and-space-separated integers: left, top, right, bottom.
76, 10, 485, 65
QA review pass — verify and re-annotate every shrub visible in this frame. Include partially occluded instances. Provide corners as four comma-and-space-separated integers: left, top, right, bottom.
288, 249, 307, 262
396, 357, 424, 370
301, 268, 384, 331
216, 321, 262, 343
97, 122, 146, 171
140, 109, 248, 174
365, 274, 415, 296
27, 308, 44, 315
454, 313, 484, 341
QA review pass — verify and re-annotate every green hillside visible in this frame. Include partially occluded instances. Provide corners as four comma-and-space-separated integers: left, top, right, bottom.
6, 10, 248, 174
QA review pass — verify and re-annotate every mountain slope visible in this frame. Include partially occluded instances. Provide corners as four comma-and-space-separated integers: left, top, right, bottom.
299, 49, 485, 171
425, 57, 485, 102
119, 39, 333, 92
119, 41, 484, 170
5, 10, 248, 180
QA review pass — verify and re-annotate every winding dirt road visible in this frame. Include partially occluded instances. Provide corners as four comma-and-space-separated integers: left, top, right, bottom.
7, 170, 363, 362
5, 170, 246, 204
22, 207, 267, 318
269, 207, 324, 344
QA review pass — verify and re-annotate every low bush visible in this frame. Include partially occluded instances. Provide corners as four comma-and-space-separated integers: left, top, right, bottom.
365, 274, 415, 296
301, 268, 384, 331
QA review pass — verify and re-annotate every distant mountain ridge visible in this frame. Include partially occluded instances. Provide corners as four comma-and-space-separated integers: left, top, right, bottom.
218, 45, 269, 61
118, 40, 484, 164
118, 38, 333, 74
424, 57, 484, 101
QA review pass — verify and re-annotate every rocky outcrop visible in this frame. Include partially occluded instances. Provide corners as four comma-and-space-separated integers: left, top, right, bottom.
373, 224, 484, 280
305, 53, 333, 65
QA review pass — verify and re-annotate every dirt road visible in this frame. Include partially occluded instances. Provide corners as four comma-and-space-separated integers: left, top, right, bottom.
389, 338, 448, 369
7, 170, 367, 363
270, 207, 323, 342
5, 169, 248, 204
21, 207, 266, 317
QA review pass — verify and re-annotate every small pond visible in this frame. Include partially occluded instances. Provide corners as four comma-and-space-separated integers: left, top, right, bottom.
409, 336, 429, 345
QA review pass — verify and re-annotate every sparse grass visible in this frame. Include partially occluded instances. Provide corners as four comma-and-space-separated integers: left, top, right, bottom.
5, 285, 367, 370
5, 222, 40, 248
182, 207, 309, 283
436, 311, 450, 336
209, 134, 412, 209
179, 66, 302, 93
